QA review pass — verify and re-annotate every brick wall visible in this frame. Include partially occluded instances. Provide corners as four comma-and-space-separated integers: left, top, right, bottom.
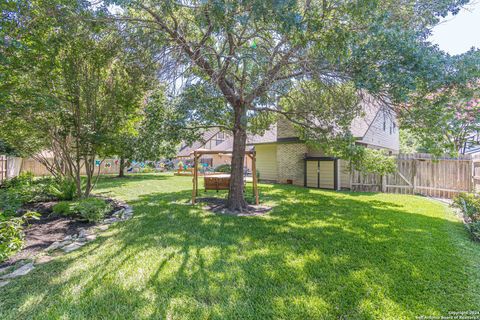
276, 143, 307, 185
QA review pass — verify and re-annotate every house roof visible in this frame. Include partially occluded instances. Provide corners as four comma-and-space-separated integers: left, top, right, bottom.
246, 125, 277, 145
176, 128, 220, 157
349, 97, 384, 138
248, 95, 388, 145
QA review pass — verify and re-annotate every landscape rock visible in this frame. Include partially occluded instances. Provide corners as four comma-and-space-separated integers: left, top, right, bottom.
62, 242, 85, 253
78, 228, 90, 238
85, 234, 97, 241
0, 263, 34, 279
103, 217, 119, 224
112, 209, 124, 218
46, 241, 63, 252
96, 224, 109, 231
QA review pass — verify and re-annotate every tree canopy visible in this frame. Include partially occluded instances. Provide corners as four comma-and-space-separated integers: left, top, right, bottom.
0, 0, 159, 196
102, 0, 474, 211
1, 0, 479, 208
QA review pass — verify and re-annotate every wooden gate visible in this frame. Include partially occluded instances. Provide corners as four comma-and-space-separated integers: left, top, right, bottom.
352, 153, 473, 198
304, 157, 338, 190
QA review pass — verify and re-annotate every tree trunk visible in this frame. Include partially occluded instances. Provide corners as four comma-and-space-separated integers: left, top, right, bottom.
226, 104, 248, 212
84, 157, 94, 197
118, 157, 125, 177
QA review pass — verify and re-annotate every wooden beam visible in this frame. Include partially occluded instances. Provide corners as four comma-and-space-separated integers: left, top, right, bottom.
192, 151, 197, 204
195, 153, 199, 197
193, 150, 255, 156
252, 152, 259, 205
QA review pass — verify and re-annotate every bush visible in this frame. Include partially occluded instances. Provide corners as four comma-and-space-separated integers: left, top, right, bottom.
469, 221, 480, 240
74, 198, 111, 222
141, 167, 155, 173
0, 211, 39, 262
215, 164, 231, 173
52, 201, 74, 216
0, 175, 78, 217
47, 178, 77, 201
452, 193, 480, 222
1, 172, 35, 189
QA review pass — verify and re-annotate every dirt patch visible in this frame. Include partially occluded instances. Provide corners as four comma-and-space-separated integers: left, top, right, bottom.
197, 197, 272, 216
0, 197, 127, 268
0, 214, 94, 268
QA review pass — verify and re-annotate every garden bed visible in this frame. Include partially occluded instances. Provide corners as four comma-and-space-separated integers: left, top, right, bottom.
0, 197, 129, 268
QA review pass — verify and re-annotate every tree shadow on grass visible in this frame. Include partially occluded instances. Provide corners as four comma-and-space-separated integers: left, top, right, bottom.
1, 183, 479, 319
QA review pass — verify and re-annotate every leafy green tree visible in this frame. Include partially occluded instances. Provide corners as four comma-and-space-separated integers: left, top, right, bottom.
103, 87, 189, 177
401, 50, 480, 155
106, 0, 469, 211
0, 0, 158, 196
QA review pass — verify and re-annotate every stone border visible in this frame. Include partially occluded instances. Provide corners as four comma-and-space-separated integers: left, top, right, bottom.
0, 202, 133, 288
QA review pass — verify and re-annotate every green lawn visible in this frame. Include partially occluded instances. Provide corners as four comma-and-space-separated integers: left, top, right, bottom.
1, 173, 479, 319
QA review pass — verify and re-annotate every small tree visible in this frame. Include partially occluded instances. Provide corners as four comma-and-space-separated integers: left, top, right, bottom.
0, 1, 158, 196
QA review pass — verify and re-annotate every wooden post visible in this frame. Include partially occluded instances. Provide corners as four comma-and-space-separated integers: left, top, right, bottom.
252, 152, 259, 205
195, 153, 199, 197
192, 152, 197, 204
412, 159, 417, 194
381, 175, 386, 192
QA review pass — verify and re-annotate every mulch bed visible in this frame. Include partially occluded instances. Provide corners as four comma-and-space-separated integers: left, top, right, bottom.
197, 197, 272, 216
0, 198, 125, 268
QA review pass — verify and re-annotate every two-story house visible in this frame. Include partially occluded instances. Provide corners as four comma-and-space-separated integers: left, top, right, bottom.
248, 99, 400, 190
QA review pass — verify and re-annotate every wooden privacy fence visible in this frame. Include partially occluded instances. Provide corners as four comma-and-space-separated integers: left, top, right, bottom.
0, 155, 6, 184
351, 153, 474, 199
20, 158, 124, 176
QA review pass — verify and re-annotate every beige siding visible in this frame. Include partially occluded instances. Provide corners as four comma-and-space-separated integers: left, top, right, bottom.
319, 161, 334, 189
359, 109, 400, 153
256, 144, 278, 181
306, 161, 317, 187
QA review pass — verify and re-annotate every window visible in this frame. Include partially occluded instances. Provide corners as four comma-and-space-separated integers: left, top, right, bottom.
215, 132, 226, 145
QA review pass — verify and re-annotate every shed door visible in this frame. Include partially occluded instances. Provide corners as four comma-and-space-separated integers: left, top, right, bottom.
319, 161, 335, 189
306, 161, 318, 187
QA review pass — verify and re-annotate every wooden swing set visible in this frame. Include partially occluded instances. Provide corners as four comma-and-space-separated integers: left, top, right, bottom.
191, 150, 259, 205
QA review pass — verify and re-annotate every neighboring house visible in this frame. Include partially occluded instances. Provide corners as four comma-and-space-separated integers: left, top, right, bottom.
176, 128, 253, 170
248, 98, 400, 189
461, 132, 480, 155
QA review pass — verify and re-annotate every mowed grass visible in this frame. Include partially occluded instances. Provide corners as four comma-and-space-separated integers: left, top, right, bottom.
1, 173, 479, 319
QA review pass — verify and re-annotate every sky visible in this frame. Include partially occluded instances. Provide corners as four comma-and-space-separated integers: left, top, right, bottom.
429, 1, 480, 55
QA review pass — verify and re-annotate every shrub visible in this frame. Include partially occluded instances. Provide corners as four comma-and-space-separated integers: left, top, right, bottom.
141, 167, 155, 173
52, 201, 74, 216
468, 221, 480, 240
74, 198, 111, 222
47, 178, 77, 201
1, 172, 35, 189
452, 193, 480, 222
0, 211, 39, 262
215, 164, 231, 173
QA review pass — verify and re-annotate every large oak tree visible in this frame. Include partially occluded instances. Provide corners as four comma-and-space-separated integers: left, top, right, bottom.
107, 0, 470, 211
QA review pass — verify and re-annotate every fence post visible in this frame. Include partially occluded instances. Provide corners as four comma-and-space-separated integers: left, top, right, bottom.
412, 159, 417, 194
